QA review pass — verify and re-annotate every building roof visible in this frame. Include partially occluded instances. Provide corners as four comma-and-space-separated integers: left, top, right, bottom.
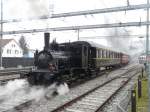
0, 39, 13, 47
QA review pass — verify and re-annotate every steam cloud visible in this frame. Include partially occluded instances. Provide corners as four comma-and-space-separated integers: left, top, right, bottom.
5, 0, 50, 19
106, 27, 145, 63
0, 79, 45, 106
26, 0, 50, 17
0, 79, 69, 111
104, 16, 145, 63
106, 27, 131, 53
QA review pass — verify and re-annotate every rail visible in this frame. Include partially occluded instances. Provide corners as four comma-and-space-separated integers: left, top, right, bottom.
51, 67, 139, 112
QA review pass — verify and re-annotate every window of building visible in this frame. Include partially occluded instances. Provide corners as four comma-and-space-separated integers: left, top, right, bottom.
7, 49, 11, 54
15, 50, 19, 54
12, 44, 16, 47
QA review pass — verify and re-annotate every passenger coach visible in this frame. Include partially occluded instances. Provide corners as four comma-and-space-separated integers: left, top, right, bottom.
68, 41, 129, 72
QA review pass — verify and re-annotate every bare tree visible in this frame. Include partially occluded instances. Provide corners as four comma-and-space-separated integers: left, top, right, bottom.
19, 35, 29, 55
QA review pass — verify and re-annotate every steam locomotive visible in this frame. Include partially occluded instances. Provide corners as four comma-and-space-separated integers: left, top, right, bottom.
26, 33, 129, 85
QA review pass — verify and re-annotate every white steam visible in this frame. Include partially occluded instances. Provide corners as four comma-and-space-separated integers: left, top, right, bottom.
106, 27, 131, 53
26, 0, 50, 17
56, 83, 69, 95
5, 0, 50, 19
45, 82, 70, 99
0, 79, 70, 110
0, 79, 46, 105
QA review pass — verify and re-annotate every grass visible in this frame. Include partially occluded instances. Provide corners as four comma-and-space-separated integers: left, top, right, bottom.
136, 76, 148, 112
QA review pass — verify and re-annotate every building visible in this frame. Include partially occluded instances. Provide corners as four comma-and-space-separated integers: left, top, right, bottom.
23, 49, 35, 58
0, 39, 23, 57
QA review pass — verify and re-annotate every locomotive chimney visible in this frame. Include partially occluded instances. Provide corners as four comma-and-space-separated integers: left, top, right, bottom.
44, 32, 50, 51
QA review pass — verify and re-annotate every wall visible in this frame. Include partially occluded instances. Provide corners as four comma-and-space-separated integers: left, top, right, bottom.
2, 40, 23, 57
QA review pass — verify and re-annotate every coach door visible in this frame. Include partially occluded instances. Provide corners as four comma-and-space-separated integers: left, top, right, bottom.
82, 45, 88, 68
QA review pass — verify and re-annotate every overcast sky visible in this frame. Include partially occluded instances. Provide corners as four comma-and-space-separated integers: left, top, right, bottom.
1, 0, 148, 52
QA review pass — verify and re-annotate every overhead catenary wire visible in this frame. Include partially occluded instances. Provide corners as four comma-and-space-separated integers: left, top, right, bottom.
1, 21, 150, 35
1, 4, 150, 24
80, 35, 146, 38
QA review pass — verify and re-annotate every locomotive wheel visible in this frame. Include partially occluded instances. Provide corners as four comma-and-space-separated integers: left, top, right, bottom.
27, 74, 36, 85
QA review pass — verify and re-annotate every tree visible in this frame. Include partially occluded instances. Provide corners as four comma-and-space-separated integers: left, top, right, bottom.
19, 35, 29, 55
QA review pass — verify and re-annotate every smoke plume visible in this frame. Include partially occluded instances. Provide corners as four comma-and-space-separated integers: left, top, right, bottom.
26, 0, 49, 17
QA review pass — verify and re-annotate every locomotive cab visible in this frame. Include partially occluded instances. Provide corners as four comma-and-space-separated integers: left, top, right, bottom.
71, 45, 88, 69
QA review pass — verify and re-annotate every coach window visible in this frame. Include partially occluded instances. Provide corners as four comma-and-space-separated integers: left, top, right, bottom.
118, 53, 120, 58
113, 52, 115, 58
84, 46, 87, 56
104, 50, 107, 58
109, 51, 111, 58
99, 50, 101, 58
97, 50, 98, 58
115, 53, 117, 58
111, 52, 113, 58
105, 50, 107, 58
103, 50, 105, 58
107, 51, 109, 58
101, 50, 102, 58
108, 51, 110, 58
97, 50, 99, 58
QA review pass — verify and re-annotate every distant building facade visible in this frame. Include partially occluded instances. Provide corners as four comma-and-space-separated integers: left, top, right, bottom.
23, 49, 35, 58
0, 39, 23, 57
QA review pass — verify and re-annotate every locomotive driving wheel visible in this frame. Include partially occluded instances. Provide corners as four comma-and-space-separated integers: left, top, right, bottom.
27, 73, 36, 85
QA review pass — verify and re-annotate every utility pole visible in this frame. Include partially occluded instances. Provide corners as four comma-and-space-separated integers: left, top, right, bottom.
146, 0, 150, 111
0, 0, 3, 68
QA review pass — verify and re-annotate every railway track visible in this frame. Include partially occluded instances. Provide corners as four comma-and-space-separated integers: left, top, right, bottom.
51, 69, 139, 112
0, 64, 141, 112
18, 64, 141, 112
0, 97, 34, 112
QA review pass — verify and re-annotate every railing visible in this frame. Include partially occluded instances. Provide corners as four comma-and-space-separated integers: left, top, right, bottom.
0, 66, 34, 76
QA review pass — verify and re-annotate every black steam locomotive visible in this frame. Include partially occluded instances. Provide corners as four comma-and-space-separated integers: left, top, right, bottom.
26, 33, 129, 85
